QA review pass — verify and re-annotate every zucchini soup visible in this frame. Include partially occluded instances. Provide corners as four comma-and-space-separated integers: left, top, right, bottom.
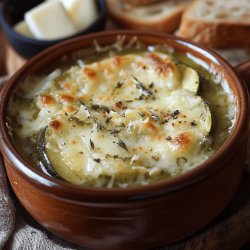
7, 37, 236, 188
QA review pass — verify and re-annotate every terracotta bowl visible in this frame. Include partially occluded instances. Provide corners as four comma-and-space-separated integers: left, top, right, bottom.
0, 31, 249, 250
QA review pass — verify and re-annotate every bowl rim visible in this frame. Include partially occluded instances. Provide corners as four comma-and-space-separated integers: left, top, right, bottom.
0, 30, 249, 202
0, 0, 107, 45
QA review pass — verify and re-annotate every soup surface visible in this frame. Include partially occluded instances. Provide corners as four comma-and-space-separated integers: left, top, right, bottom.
8, 39, 236, 188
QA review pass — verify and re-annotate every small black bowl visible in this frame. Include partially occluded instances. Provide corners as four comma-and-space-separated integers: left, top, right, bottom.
0, 0, 107, 59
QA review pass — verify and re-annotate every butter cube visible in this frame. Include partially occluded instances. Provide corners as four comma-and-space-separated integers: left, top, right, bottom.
59, 0, 98, 31
25, 1, 77, 40
14, 21, 33, 38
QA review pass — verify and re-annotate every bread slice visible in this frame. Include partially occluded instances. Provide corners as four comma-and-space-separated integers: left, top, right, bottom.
107, 0, 192, 33
121, 0, 162, 6
176, 0, 250, 48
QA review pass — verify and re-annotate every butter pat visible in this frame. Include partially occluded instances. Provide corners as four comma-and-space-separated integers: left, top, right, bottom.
59, 0, 98, 31
14, 21, 33, 38
25, 1, 77, 40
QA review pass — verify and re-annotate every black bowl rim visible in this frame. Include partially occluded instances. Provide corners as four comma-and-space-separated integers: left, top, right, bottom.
0, 0, 107, 45
0, 30, 249, 203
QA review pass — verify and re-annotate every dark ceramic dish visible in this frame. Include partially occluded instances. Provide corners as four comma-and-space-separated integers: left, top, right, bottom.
0, 0, 107, 58
0, 31, 250, 250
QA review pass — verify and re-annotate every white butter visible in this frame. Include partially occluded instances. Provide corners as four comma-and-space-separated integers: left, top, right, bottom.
59, 0, 98, 31
25, 1, 77, 40
14, 21, 33, 38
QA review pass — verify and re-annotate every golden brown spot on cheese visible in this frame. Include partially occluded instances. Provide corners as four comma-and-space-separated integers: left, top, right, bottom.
135, 146, 144, 153
65, 106, 77, 113
152, 155, 160, 161
79, 95, 91, 103
172, 132, 192, 150
63, 82, 72, 90
136, 61, 147, 70
83, 67, 96, 78
147, 52, 175, 76
71, 140, 77, 145
49, 120, 63, 131
179, 114, 187, 119
143, 122, 158, 134
156, 132, 166, 140
111, 56, 121, 68
59, 93, 75, 103
41, 95, 55, 105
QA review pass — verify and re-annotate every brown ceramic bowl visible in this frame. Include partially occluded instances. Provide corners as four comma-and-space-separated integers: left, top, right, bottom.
0, 31, 249, 250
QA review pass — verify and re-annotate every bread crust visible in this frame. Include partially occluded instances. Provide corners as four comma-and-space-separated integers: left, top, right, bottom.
121, 0, 163, 6
109, 10, 183, 33
177, 1, 250, 48
107, 0, 188, 33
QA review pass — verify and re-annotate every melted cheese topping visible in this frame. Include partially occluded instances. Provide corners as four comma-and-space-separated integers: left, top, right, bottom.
10, 51, 217, 188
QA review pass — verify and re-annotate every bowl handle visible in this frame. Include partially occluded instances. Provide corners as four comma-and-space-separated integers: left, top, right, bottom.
236, 61, 250, 92
237, 61, 250, 170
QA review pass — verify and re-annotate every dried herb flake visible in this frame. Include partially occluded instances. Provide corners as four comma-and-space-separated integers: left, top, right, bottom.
117, 139, 128, 152
138, 112, 145, 117
171, 110, 180, 119
190, 121, 197, 127
112, 81, 124, 94
150, 113, 161, 123
131, 75, 153, 98
90, 139, 95, 150
68, 116, 85, 126
91, 104, 111, 113
105, 116, 113, 124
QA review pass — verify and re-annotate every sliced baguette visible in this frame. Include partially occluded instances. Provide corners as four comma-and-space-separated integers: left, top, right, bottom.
121, 0, 162, 6
176, 0, 250, 48
107, 0, 192, 33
